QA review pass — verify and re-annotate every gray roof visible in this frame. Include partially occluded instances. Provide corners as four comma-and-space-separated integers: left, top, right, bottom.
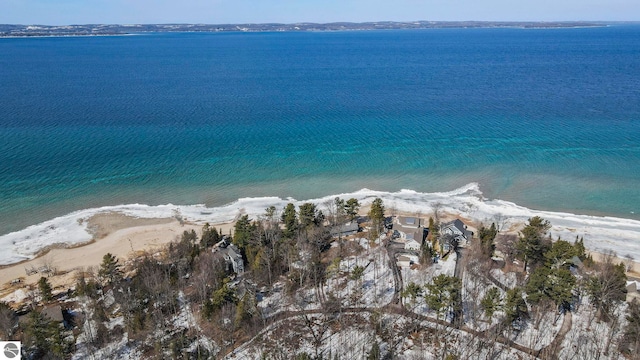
451, 219, 466, 233
227, 244, 242, 258
42, 305, 64, 322
399, 216, 424, 227
330, 222, 359, 236
443, 219, 473, 239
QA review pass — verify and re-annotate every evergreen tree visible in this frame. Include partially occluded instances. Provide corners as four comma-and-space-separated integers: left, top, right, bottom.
0, 302, 17, 339
516, 216, 551, 271
587, 259, 628, 321
620, 299, 640, 356
573, 236, 586, 260
265, 205, 277, 220
481, 287, 502, 321
345, 198, 360, 221
420, 242, 436, 264
233, 215, 255, 252
367, 341, 381, 360
544, 239, 578, 269
351, 265, 365, 280
504, 287, 528, 326
211, 281, 237, 310
98, 253, 122, 285
200, 223, 220, 248
333, 197, 346, 224
181, 229, 198, 243
49, 321, 72, 359
402, 282, 423, 306
368, 198, 385, 238
526, 266, 576, 311
299, 202, 319, 228
281, 203, 298, 238
202, 298, 214, 320
424, 274, 462, 321
478, 223, 498, 257
24, 310, 54, 357
428, 217, 440, 249
38, 276, 53, 302
234, 292, 256, 328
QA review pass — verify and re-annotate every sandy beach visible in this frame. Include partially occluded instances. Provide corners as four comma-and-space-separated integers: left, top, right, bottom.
0, 212, 233, 301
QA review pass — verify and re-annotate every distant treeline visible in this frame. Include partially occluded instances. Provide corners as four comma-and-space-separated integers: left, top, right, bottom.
0, 21, 611, 37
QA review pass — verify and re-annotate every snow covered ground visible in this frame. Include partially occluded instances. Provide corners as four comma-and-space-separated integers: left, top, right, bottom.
258, 237, 395, 315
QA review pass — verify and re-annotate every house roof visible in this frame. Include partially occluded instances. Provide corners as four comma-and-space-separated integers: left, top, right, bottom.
398, 216, 424, 227
444, 219, 465, 233
42, 304, 64, 322
405, 239, 421, 248
226, 244, 243, 262
443, 219, 473, 239
330, 222, 359, 236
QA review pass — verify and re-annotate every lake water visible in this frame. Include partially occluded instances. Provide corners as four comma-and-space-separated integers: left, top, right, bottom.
1, 26, 639, 236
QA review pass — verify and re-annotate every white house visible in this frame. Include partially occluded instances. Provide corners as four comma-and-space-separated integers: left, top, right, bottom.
441, 219, 473, 250
405, 238, 421, 251
397, 254, 420, 268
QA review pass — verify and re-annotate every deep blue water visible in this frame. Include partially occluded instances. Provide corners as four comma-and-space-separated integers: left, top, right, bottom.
1, 26, 639, 235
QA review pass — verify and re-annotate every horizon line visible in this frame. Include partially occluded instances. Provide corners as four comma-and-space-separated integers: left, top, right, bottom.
3, 20, 638, 27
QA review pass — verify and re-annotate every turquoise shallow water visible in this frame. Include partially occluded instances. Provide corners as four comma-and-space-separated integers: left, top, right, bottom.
0, 26, 639, 235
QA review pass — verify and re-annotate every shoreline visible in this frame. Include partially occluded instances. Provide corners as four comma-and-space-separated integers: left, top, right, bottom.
0, 213, 234, 300
2, 185, 640, 265
1, 185, 640, 294
1, 205, 639, 296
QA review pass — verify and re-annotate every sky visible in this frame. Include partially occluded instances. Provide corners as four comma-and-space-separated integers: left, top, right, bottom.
1, 0, 639, 25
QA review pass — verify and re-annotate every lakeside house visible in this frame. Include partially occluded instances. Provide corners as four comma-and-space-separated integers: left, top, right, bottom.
404, 238, 422, 251
440, 219, 474, 252
397, 254, 420, 268
42, 304, 64, 323
397, 216, 425, 229
330, 222, 359, 238
224, 244, 245, 274
213, 236, 245, 275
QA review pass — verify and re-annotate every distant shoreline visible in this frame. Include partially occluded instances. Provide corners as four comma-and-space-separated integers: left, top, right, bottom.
0, 20, 616, 38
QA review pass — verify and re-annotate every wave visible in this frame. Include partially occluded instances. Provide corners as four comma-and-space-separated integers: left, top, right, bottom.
1, 182, 639, 265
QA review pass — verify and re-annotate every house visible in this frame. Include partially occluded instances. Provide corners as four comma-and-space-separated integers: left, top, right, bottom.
440, 219, 473, 251
42, 304, 64, 323
330, 222, 359, 237
397, 216, 424, 229
404, 238, 422, 251
415, 228, 429, 243
627, 281, 640, 302
397, 254, 420, 268
224, 244, 245, 274
384, 217, 394, 230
